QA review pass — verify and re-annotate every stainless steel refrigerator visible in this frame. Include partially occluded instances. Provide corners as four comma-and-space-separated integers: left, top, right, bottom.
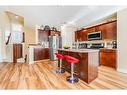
49, 36, 62, 60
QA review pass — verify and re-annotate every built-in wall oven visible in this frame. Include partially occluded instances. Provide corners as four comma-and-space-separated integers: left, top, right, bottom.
87, 31, 102, 40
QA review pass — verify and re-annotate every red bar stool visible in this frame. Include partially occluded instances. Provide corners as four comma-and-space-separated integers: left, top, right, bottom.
64, 55, 79, 83
55, 53, 65, 74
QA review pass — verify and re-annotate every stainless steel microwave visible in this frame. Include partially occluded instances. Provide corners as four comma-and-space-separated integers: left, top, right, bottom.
87, 31, 102, 40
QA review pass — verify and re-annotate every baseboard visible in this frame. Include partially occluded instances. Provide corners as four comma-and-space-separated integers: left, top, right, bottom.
17, 58, 25, 63
117, 68, 127, 74
2, 59, 13, 63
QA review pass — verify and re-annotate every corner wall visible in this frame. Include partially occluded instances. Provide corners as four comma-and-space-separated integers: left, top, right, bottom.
0, 12, 11, 62
24, 27, 36, 61
117, 8, 127, 74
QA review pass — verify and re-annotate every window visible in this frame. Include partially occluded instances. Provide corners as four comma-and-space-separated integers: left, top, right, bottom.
11, 23, 23, 43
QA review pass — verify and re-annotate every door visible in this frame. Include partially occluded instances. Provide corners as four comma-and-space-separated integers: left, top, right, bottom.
13, 44, 23, 63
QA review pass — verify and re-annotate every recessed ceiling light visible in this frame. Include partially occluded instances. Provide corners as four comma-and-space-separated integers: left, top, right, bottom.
15, 15, 19, 19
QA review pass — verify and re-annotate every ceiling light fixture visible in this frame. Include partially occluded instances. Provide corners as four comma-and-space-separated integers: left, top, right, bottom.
15, 15, 19, 19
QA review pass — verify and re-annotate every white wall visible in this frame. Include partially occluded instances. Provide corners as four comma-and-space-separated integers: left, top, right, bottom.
117, 8, 127, 74
0, 27, 2, 61
61, 24, 77, 48
0, 12, 11, 62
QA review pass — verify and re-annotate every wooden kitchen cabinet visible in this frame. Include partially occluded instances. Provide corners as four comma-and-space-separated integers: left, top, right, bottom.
81, 29, 87, 41
75, 27, 96, 41
86, 27, 96, 33
85, 27, 96, 40
75, 30, 82, 41
75, 31, 78, 41
50, 30, 61, 36
34, 48, 49, 61
75, 20, 117, 41
38, 29, 50, 43
100, 49, 117, 69
43, 48, 50, 59
96, 21, 117, 40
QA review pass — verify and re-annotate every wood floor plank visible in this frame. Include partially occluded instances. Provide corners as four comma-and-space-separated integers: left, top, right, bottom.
0, 60, 127, 89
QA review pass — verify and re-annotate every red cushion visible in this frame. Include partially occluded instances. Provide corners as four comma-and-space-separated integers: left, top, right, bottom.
55, 53, 64, 59
64, 55, 79, 64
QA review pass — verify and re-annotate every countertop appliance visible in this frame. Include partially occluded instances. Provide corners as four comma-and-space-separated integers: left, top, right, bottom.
87, 31, 102, 40
49, 36, 62, 60
112, 41, 117, 48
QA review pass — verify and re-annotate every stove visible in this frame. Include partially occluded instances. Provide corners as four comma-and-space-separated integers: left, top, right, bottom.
88, 43, 104, 49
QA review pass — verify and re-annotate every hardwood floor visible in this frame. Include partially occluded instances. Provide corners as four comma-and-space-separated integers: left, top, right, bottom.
0, 60, 127, 89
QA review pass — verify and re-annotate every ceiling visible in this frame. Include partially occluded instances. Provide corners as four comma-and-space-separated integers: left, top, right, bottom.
0, 6, 126, 29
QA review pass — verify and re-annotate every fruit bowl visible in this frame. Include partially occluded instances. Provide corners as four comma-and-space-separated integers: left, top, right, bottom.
63, 46, 70, 49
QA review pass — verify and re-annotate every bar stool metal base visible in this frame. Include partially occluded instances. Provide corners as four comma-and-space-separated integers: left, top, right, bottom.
56, 68, 65, 74
66, 76, 79, 83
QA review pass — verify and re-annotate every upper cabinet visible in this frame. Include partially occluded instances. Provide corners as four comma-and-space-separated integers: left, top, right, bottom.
37, 27, 61, 44
96, 21, 117, 40
75, 30, 82, 41
38, 29, 50, 44
75, 20, 117, 41
81, 29, 87, 41
83, 27, 96, 41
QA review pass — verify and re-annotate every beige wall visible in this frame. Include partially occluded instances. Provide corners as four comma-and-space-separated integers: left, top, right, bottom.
117, 8, 127, 74
24, 27, 36, 55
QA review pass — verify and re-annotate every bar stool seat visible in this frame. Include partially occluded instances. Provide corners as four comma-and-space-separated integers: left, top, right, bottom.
64, 55, 79, 64
55, 53, 65, 74
55, 53, 64, 59
64, 55, 79, 83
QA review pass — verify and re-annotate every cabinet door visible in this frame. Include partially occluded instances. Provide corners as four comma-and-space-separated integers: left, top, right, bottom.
38, 29, 44, 43
13, 44, 23, 63
75, 31, 78, 41
85, 27, 96, 40
81, 29, 87, 41
96, 21, 117, 40
96, 24, 106, 40
76, 31, 82, 41
105, 21, 117, 40
34, 48, 43, 61
38, 29, 50, 43
100, 49, 116, 69
44, 48, 49, 59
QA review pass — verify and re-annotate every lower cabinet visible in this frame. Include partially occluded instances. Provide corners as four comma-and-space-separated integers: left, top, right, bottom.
34, 48, 49, 61
100, 49, 117, 69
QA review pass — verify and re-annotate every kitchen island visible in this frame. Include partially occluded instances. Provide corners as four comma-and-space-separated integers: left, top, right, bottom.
58, 49, 99, 83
